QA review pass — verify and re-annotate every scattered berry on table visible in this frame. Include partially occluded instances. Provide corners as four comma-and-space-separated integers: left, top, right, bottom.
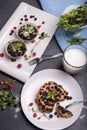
33, 113, 37, 118
31, 39, 36, 43
0, 53, 4, 57
20, 18, 23, 21
37, 25, 41, 29
34, 18, 37, 21
49, 114, 53, 119
11, 29, 14, 33
17, 64, 22, 68
19, 22, 22, 25
29, 102, 33, 106
9, 33, 12, 35
42, 21, 45, 24
54, 112, 57, 115
25, 18, 29, 21
33, 52, 37, 56
11, 58, 16, 62
24, 15, 27, 17
14, 26, 17, 29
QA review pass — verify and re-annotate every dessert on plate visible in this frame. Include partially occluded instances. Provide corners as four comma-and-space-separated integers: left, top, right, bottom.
35, 81, 73, 118
56, 103, 73, 118
16, 23, 38, 42
5, 40, 27, 59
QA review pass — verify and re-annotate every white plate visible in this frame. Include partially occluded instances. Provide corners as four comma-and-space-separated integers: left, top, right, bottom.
21, 69, 83, 130
0, 2, 58, 82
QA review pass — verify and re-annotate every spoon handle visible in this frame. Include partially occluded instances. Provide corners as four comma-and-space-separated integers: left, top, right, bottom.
65, 100, 87, 109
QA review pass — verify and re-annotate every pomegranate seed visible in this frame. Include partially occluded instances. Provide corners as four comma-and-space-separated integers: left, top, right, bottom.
42, 21, 45, 24
33, 52, 36, 56
24, 15, 27, 17
17, 64, 22, 68
11, 30, 14, 33
29, 102, 33, 106
14, 27, 17, 29
31, 39, 36, 43
25, 18, 29, 21
33, 113, 37, 118
37, 25, 41, 29
0, 53, 4, 57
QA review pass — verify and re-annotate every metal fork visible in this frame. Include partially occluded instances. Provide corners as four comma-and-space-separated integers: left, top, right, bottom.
29, 53, 63, 65
65, 100, 87, 109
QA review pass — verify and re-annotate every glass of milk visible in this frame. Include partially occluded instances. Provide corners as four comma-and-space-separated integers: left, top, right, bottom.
63, 45, 87, 74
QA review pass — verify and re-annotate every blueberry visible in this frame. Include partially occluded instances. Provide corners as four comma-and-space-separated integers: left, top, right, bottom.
24, 15, 27, 17
34, 18, 37, 21
49, 114, 53, 119
20, 18, 23, 21
54, 112, 57, 115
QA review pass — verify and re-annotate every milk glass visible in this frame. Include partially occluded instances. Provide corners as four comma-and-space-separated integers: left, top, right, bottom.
63, 45, 87, 74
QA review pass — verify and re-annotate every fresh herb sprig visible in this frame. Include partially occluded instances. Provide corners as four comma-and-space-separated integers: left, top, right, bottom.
67, 37, 87, 45
47, 92, 58, 100
30, 32, 50, 58
0, 79, 19, 110
12, 43, 23, 52
58, 4, 87, 31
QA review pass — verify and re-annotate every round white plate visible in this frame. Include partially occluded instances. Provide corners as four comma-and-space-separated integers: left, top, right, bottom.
21, 69, 83, 130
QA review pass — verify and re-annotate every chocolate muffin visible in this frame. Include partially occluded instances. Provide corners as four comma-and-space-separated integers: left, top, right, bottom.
5, 40, 27, 59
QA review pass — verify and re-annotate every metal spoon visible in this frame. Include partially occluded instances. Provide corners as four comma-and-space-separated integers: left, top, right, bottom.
29, 53, 63, 65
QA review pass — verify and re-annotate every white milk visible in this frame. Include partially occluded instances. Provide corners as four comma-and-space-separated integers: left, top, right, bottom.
63, 48, 87, 74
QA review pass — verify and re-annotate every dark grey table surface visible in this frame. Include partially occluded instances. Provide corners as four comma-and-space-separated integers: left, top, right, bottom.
0, 0, 87, 130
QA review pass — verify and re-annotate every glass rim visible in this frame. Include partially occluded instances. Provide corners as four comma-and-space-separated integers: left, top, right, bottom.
63, 45, 87, 68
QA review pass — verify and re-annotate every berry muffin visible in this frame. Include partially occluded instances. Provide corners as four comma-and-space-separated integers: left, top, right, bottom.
5, 40, 27, 59
16, 23, 38, 42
